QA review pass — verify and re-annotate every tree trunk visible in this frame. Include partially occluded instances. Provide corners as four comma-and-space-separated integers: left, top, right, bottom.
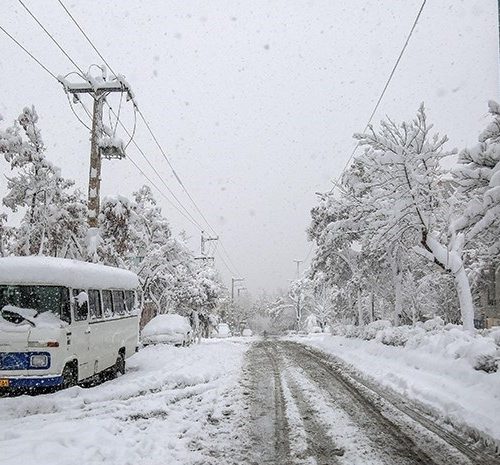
393, 269, 402, 326
370, 290, 375, 322
452, 265, 475, 332
357, 287, 364, 326
421, 235, 475, 332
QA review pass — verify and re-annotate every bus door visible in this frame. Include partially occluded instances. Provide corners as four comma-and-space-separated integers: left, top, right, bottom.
71, 289, 92, 380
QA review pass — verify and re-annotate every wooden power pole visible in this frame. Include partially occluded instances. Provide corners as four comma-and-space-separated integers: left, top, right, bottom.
231, 277, 245, 301
59, 70, 134, 228
195, 231, 218, 263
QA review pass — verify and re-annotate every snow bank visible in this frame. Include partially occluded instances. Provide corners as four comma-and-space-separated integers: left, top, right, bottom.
0, 339, 250, 465
329, 319, 499, 369
0, 256, 138, 290
292, 327, 500, 443
141, 314, 190, 338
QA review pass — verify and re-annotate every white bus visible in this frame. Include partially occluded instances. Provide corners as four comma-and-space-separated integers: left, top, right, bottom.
0, 256, 140, 391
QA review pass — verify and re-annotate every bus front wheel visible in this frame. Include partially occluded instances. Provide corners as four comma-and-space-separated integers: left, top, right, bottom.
62, 363, 78, 389
115, 353, 125, 377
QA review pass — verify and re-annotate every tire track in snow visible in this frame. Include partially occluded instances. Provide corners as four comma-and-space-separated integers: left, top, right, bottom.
244, 341, 291, 465
287, 341, 500, 465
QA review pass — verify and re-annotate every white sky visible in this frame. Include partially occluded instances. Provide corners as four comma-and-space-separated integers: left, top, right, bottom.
0, 0, 498, 294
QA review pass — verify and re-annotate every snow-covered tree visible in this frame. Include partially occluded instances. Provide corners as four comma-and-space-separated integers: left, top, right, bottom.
308, 105, 478, 331
350, 105, 474, 331
453, 100, 500, 259
310, 284, 335, 329
98, 195, 138, 266
1, 106, 87, 257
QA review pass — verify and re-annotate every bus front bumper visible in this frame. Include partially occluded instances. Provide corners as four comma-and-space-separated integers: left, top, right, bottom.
0, 375, 63, 389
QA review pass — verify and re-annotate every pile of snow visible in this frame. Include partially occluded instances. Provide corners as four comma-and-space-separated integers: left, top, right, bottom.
0, 340, 249, 465
241, 328, 253, 337
216, 323, 231, 338
141, 314, 190, 338
329, 318, 499, 370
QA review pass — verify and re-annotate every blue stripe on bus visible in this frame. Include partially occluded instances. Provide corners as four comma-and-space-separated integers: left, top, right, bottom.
1, 376, 63, 388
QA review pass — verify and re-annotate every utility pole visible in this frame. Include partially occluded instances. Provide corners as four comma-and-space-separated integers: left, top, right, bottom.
195, 231, 218, 263
200, 231, 219, 256
237, 287, 247, 298
59, 68, 134, 228
292, 259, 303, 330
293, 259, 303, 279
231, 277, 245, 301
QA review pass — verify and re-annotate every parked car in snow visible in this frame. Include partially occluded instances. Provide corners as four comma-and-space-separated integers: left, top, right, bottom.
216, 323, 231, 338
141, 314, 192, 347
241, 328, 253, 337
0, 256, 140, 391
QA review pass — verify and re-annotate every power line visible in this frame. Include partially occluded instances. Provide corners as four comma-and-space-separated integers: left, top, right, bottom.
17, 0, 85, 75
56, 0, 117, 78
214, 246, 237, 277
331, 0, 427, 192
54, 0, 209, 232
0, 24, 58, 80
135, 108, 218, 236
54, 0, 224, 237
0, 19, 204, 234
126, 153, 203, 229
13, 1, 242, 278
54, 1, 242, 277
65, 92, 91, 130
105, 102, 206, 231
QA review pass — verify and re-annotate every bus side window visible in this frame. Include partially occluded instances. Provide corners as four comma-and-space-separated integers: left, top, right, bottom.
112, 290, 126, 315
88, 290, 102, 320
72, 289, 89, 321
102, 290, 113, 318
124, 290, 135, 314
60, 288, 71, 324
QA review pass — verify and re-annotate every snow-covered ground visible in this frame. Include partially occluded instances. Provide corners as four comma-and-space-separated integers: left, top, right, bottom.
0, 338, 251, 465
291, 332, 500, 446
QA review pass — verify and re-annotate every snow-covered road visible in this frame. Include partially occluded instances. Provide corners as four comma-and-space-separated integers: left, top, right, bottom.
244, 340, 500, 465
1, 338, 499, 465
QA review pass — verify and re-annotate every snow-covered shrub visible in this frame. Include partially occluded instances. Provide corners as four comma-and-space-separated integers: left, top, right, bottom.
360, 320, 392, 340
421, 316, 445, 332
345, 324, 361, 338
376, 325, 425, 346
473, 354, 499, 373
309, 326, 323, 334
488, 328, 500, 346
406, 326, 498, 370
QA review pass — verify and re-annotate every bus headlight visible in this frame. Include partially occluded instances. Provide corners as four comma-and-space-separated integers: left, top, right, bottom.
29, 354, 49, 368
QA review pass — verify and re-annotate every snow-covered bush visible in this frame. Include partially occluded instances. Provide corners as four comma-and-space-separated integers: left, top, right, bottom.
328, 320, 499, 372
309, 326, 323, 334
343, 324, 360, 338
488, 328, 500, 346
421, 316, 445, 332
360, 320, 392, 340
473, 354, 499, 373
376, 325, 425, 347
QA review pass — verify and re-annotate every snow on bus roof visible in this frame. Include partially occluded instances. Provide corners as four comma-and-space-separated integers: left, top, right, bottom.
0, 256, 139, 290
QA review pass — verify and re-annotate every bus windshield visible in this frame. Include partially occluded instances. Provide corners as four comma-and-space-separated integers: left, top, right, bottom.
0, 285, 70, 323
